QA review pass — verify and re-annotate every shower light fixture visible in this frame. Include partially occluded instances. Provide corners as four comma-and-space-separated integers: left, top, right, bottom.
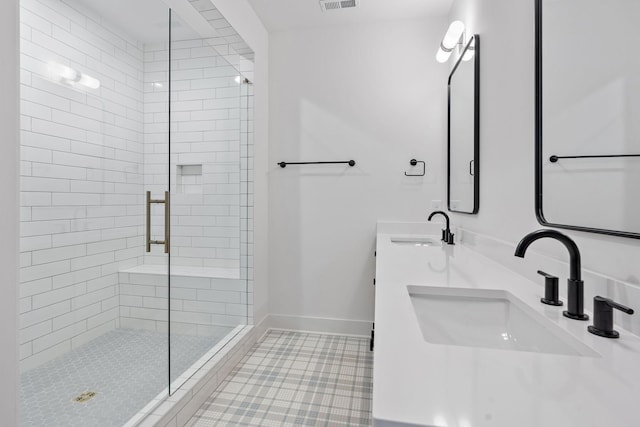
77, 74, 100, 89
436, 20, 466, 63
48, 62, 101, 89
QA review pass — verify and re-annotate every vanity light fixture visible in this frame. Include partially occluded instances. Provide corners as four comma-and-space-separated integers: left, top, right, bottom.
436, 20, 466, 63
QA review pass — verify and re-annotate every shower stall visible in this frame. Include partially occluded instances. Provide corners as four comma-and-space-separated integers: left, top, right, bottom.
19, 0, 254, 425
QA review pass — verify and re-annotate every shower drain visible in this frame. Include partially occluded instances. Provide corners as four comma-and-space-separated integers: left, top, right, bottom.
72, 391, 97, 403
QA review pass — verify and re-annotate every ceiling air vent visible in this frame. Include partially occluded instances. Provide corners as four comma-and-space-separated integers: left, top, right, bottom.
319, 0, 359, 12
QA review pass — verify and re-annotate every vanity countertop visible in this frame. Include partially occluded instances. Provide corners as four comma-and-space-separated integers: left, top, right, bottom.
373, 223, 640, 427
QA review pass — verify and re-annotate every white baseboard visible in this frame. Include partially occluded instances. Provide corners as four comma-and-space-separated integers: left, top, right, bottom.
265, 314, 372, 337
252, 302, 268, 328
253, 314, 271, 343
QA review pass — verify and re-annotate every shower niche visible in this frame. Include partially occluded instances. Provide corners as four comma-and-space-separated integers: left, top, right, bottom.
176, 164, 203, 194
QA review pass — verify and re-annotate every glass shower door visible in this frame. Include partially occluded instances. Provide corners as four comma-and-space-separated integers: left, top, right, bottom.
19, 0, 252, 423
167, 10, 248, 392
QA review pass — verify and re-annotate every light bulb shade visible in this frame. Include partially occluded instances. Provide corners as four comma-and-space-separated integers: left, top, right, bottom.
436, 47, 452, 63
49, 62, 77, 81
462, 39, 476, 62
48, 62, 100, 89
462, 48, 475, 62
78, 74, 100, 89
441, 20, 465, 50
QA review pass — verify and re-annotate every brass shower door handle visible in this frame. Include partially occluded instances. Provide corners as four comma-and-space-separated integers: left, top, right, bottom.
146, 191, 170, 253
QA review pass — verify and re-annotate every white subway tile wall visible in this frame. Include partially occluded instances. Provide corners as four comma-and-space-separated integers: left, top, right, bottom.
118, 268, 246, 334
188, 0, 256, 326
239, 66, 254, 325
187, 0, 255, 65
19, 0, 255, 371
19, 0, 145, 371
142, 39, 243, 270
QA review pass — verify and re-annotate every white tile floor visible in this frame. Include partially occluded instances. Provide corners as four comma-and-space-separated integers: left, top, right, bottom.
187, 330, 373, 427
20, 327, 233, 427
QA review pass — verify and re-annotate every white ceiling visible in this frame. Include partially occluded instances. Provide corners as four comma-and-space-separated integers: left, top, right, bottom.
247, 0, 453, 32
75, 0, 199, 43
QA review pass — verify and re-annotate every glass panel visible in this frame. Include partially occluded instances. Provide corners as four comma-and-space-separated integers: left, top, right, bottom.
168, 10, 248, 393
538, 0, 640, 238
19, 0, 170, 425
448, 36, 479, 214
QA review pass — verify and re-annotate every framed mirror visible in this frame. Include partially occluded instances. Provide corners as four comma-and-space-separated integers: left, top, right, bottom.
448, 35, 479, 214
536, 0, 640, 239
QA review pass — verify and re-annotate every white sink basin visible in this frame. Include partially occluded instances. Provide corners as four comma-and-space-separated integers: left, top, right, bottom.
408, 285, 599, 357
390, 236, 441, 246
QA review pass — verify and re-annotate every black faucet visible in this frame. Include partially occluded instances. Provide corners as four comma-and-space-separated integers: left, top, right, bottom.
428, 211, 454, 245
514, 229, 589, 321
588, 296, 634, 338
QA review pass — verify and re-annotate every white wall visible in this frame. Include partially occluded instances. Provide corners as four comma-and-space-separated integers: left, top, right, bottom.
268, 18, 448, 333
0, 0, 19, 422
448, 0, 640, 287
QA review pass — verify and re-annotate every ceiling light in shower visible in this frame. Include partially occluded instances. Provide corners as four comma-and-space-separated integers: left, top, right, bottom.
436, 20, 465, 63
77, 74, 100, 89
234, 76, 242, 84
49, 62, 76, 81
48, 62, 101, 90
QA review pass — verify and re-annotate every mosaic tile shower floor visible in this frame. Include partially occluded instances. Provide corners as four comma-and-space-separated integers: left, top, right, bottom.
187, 330, 373, 427
21, 327, 233, 427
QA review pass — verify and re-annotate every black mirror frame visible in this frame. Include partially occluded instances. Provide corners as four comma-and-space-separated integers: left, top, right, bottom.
534, 0, 640, 239
447, 35, 480, 214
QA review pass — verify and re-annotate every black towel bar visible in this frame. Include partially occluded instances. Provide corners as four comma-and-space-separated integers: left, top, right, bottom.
278, 160, 356, 168
550, 154, 640, 163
